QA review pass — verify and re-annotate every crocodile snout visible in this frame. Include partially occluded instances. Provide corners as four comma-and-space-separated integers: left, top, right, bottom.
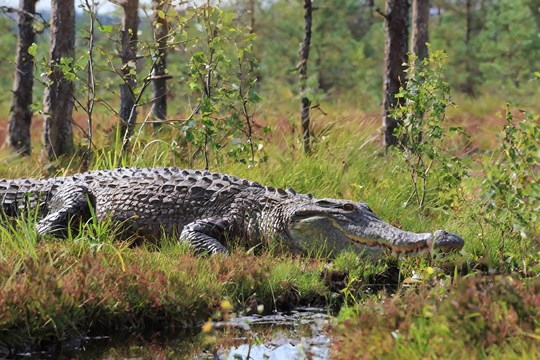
432, 230, 464, 252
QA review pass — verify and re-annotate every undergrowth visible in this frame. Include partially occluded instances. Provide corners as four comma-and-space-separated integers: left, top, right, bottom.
332, 276, 540, 359
0, 239, 328, 351
0, 101, 538, 356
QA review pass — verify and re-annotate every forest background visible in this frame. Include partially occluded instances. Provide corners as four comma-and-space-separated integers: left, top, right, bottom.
1, 0, 539, 156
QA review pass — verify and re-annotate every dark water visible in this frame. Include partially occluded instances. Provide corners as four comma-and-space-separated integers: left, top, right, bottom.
6, 308, 330, 359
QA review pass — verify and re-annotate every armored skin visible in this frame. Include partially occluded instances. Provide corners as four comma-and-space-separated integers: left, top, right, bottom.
0, 167, 464, 256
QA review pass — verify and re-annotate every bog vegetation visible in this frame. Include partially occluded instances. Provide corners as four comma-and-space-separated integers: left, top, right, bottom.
0, 0, 539, 358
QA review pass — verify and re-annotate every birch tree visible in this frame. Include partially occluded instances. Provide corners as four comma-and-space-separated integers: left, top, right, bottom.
411, 0, 429, 61
151, 0, 169, 130
6, 0, 38, 155
42, 0, 75, 160
381, 0, 409, 149
113, 0, 139, 140
299, 0, 312, 154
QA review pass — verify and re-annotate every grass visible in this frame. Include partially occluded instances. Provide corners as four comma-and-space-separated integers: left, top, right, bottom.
0, 100, 538, 357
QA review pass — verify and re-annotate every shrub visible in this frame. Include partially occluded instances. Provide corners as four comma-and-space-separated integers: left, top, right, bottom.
392, 50, 468, 209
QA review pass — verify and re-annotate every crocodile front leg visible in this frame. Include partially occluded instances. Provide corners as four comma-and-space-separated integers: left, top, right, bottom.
36, 184, 95, 237
180, 218, 233, 254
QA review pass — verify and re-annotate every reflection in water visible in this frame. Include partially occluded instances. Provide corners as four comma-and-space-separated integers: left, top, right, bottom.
6, 308, 331, 359
219, 308, 330, 360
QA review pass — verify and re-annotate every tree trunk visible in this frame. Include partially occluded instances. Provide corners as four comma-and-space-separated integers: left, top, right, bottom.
151, 0, 168, 131
526, 0, 540, 32
465, 0, 473, 49
299, 0, 312, 154
382, 0, 409, 149
462, 0, 475, 96
6, 0, 37, 156
119, 0, 139, 139
411, 0, 429, 62
42, 0, 75, 160
247, 0, 255, 32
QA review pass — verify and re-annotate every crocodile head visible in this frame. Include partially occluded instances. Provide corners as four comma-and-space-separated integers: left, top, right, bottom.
284, 198, 464, 257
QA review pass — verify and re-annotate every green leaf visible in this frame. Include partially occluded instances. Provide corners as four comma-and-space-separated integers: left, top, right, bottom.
185, 128, 194, 142
191, 52, 206, 65
99, 25, 113, 33
74, 56, 87, 69
200, 97, 214, 114
27, 43, 37, 57
248, 90, 262, 104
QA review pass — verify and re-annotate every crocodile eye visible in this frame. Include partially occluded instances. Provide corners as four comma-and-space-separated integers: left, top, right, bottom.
342, 203, 355, 211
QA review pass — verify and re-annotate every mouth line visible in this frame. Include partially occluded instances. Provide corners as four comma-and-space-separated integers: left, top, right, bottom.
290, 215, 435, 255
325, 217, 432, 255
345, 233, 431, 255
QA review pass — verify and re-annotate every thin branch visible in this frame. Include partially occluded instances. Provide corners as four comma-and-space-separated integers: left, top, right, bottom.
0, 5, 49, 27
81, 0, 97, 171
311, 103, 327, 116
119, 56, 160, 157
148, 74, 173, 81
237, 59, 256, 164
375, 7, 388, 20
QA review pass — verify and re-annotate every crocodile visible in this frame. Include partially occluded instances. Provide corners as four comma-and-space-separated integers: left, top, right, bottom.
0, 167, 464, 256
